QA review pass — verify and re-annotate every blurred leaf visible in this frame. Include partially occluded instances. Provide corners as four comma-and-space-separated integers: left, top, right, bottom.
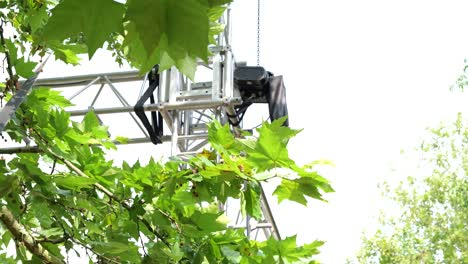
15, 58, 36, 78
43, 0, 125, 57
54, 175, 97, 190
114, 136, 128, 144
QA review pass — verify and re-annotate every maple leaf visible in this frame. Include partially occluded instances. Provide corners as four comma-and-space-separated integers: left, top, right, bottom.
42, 0, 125, 58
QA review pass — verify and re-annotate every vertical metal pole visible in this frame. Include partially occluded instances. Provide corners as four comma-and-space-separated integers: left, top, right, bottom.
218, 11, 225, 47
223, 8, 234, 99
169, 67, 181, 103
171, 110, 179, 156
246, 214, 251, 238
183, 79, 192, 151
159, 70, 170, 103
212, 54, 222, 100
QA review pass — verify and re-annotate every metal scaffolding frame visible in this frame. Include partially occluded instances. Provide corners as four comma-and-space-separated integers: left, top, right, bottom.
0, 7, 280, 241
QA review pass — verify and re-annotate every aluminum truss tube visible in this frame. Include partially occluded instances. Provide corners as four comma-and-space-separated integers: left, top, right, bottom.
138, 73, 149, 99
223, 51, 234, 99
187, 139, 208, 153
260, 185, 281, 240
212, 53, 222, 100
222, 7, 235, 100
171, 111, 179, 156
159, 70, 170, 103
103, 76, 149, 137
31, 70, 142, 88
68, 76, 101, 100
224, 7, 232, 47
183, 80, 192, 126
169, 68, 183, 103
91, 84, 105, 106
67, 98, 242, 116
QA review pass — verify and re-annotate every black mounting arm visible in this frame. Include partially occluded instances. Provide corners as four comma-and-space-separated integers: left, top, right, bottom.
134, 65, 164, 145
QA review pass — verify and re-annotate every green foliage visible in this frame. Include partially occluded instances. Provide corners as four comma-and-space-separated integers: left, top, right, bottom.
0, 87, 332, 262
42, 0, 125, 58
0, 0, 230, 83
0, 0, 333, 262
353, 113, 468, 264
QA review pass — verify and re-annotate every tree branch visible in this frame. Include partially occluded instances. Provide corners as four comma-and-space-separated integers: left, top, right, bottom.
0, 206, 64, 264
0, 146, 41, 154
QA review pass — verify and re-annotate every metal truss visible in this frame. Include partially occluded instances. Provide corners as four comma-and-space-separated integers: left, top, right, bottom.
0, 7, 280, 241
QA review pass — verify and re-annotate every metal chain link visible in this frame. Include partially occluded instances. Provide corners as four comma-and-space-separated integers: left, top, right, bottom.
256, 0, 260, 66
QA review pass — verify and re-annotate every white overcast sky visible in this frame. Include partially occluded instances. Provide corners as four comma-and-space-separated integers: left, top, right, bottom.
234, 1, 468, 262
15, 0, 468, 263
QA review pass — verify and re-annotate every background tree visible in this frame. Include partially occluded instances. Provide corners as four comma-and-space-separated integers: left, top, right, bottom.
353, 113, 468, 263
0, 0, 333, 263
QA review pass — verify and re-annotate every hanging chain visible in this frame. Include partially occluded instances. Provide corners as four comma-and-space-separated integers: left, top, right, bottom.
256, 0, 261, 66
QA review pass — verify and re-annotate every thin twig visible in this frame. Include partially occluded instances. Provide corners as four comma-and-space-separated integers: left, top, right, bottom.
50, 159, 57, 175
70, 237, 120, 264
157, 208, 181, 233
136, 221, 148, 256
0, 19, 16, 90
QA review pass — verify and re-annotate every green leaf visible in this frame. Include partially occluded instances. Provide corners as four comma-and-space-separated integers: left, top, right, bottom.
54, 175, 97, 190
293, 165, 334, 193
0, 175, 17, 199
90, 241, 134, 255
125, 0, 213, 79
262, 236, 323, 262
221, 246, 242, 262
125, 0, 165, 57
273, 177, 326, 206
83, 111, 100, 133
166, 0, 209, 60
190, 211, 227, 233
50, 109, 70, 138
241, 182, 262, 219
25, 6, 49, 33
4, 39, 17, 62
53, 48, 80, 65
207, 0, 233, 7
43, 0, 125, 57
38, 228, 63, 238
114, 136, 128, 144
75, 199, 103, 217
65, 129, 91, 144
248, 118, 301, 171
15, 58, 37, 78
208, 121, 238, 152
29, 88, 73, 108
3, 39, 37, 78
